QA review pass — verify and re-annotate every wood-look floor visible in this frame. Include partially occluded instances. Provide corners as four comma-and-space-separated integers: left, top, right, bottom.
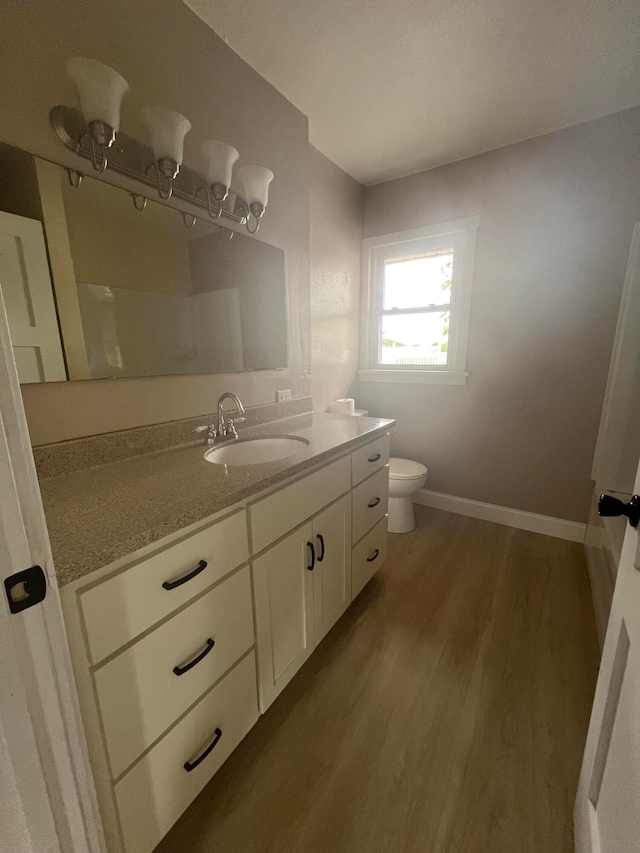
155, 507, 600, 853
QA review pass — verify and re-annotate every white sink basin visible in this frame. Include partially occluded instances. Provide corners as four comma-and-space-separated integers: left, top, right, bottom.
204, 436, 309, 466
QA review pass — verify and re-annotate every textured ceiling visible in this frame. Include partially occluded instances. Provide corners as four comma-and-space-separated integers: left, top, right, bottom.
184, 0, 640, 184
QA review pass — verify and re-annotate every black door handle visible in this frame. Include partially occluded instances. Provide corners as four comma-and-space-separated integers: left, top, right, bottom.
316, 534, 325, 562
368, 453, 381, 463
307, 541, 316, 570
367, 549, 380, 562
368, 497, 381, 508
172, 638, 216, 676
598, 494, 640, 528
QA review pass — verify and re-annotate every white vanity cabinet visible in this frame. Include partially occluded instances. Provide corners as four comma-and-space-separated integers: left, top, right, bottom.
252, 493, 352, 711
252, 521, 315, 709
62, 508, 257, 853
352, 516, 388, 598
312, 495, 352, 644
249, 455, 351, 552
351, 464, 389, 543
249, 434, 390, 712
61, 430, 391, 853
94, 566, 255, 779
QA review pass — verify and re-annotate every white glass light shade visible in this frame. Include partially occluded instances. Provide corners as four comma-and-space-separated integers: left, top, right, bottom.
142, 107, 191, 165
201, 140, 239, 188
65, 57, 129, 131
237, 165, 274, 208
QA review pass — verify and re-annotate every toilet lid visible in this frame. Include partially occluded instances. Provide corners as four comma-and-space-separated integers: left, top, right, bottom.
389, 457, 428, 480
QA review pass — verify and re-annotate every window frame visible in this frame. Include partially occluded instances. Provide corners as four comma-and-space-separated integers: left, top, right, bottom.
359, 216, 479, 385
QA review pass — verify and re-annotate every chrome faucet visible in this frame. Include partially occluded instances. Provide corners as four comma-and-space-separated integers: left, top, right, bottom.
217, 392, 246, 439
196, 392, 247, 445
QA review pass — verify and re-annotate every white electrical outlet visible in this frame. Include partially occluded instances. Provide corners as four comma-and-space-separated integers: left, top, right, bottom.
276, 389, 292, 402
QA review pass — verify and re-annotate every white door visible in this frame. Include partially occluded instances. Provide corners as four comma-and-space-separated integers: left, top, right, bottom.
0, 210, 66, 383
313, 495, 352, 644
575, 468, 640, 852
0, 288, 103, 851
252, 522, 315, 711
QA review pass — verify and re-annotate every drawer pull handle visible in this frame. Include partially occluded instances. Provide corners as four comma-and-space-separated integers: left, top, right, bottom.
368, 497, 381, 508
307, 541, 316, 571
368, 453, 381, 463
367, 549, 380, 563
173, 638, 216, 676
316, 534, 325, 562
183, 727, 222, 772
162, 560, 207, 591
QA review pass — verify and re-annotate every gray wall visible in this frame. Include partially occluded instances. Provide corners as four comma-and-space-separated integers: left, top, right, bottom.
310, 147, 364, 411
360, 107, 640, 523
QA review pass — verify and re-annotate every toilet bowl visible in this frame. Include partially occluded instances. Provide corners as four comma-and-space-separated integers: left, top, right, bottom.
388, 457, 428, 533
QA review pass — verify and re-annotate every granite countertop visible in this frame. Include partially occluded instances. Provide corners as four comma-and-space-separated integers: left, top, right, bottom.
39, 412, 394, 586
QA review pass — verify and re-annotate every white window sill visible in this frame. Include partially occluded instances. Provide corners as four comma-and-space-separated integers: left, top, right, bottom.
358, 369, 469, 386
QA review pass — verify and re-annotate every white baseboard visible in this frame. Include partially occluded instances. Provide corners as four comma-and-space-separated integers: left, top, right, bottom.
414, 489, 586, 543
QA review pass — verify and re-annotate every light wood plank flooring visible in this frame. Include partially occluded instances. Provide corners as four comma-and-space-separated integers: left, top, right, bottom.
155, 506, 599, 853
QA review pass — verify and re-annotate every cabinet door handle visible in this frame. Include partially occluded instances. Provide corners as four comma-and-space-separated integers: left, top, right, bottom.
367, 549, 380, 563
368, 453, 381, 463
307, 541, 315, 571
162, 560, 207, 590
183, 727, 222, 772
172, 638, 215, 676
367, 497, 381, 508
316, 534, 325, 562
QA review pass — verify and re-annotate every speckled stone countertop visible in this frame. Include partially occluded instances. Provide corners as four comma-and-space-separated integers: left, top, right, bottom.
39, 412, 394, 586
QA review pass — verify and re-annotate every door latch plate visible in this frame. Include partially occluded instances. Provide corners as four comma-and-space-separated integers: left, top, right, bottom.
4, 565, 47, 614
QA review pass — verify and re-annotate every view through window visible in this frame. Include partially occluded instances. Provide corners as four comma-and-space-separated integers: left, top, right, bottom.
380, 250, 453, 367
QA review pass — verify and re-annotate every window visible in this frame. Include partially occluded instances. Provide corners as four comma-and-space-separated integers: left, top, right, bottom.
360, 216, 478, 385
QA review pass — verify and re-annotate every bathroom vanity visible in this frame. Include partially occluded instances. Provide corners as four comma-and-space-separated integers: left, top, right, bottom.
44, 409, 393, 853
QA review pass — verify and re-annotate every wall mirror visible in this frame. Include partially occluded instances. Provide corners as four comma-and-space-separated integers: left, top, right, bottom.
0, 142, 288, 383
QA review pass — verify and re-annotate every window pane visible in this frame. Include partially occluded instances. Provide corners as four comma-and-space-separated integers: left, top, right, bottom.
383, 251, 453, 310
380, 312, 450, 366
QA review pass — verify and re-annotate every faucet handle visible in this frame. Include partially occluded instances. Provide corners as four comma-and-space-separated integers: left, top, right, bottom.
194, 423, 217, 444
227, 417, 246, 439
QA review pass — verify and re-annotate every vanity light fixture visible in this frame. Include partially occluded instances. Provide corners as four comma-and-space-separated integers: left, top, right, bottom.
51, 58, 274, 235
236, 166, 274, 234
142, 107, 191, 200
199, 140, 239, 219
65, 57, 129, 173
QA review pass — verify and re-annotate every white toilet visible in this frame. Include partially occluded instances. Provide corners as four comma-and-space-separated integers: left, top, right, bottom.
388, 457, 428, 533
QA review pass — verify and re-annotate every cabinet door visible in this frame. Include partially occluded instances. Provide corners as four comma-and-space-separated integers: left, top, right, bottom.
313, 495, 352, 645
252, 523, 315, 711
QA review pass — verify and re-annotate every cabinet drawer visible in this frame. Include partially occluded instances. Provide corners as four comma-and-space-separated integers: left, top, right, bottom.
352, 466, 389, 544
80, 510, 249, 664
95, 566, 254, 780
351, 433, 390, 486
250, 456, 351, 553
352, 516, 388, 599
115, 651, 258, 853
